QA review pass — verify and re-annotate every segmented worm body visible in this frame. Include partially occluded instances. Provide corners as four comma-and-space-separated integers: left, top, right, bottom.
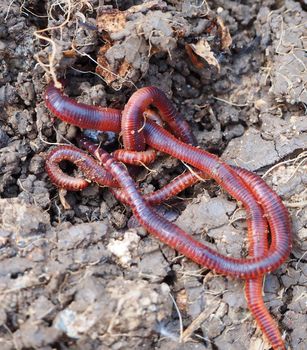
45, 83, 121, 132
45, 145, 119, 190
78, 136, 202, 205
112, 148, 156, 165
46, 142, 200, 204
46, 142, 285, 349
47, 142, 268, 278
143, 121, 292, 275
236, 167, 286, 350
121, 86, 197, 150
44, 84, 292, 275
44, 83, 291, 349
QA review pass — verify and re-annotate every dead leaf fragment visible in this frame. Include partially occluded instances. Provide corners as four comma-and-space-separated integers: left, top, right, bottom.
186, 39, 220, 73
96, 1, 166, 87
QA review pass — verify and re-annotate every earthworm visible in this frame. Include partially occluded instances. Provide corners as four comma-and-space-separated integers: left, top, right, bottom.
236, 167, 286, 350
45, 83, 121, 132
46, 141, 286, 349
46, 143, 259, 277
45, 142, 286, 279
112, 148, 156, 165
46, 141, 200, 204
44, 83, 292, 278
78, 136, 202, 205
121, 86, 197, 151
143, 120, 292, 277
48, 142, 264, 278
78, 136, 285, 348
45, 83, 156, 165
44, 83, 291, 349
112, 170, 201, 205
45, 145, 119, 191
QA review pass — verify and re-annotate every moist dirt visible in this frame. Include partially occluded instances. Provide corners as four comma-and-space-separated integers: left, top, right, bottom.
0, 1, 306, 349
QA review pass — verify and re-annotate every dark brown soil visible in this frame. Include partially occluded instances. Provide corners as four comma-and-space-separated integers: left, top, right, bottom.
0, 1, 306, 349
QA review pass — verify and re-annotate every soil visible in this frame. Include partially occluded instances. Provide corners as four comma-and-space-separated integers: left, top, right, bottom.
0, 1, 306, 350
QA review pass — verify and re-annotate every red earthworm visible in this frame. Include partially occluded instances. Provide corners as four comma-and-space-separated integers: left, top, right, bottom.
44, 84, 196, 150
246, 278, 285, 350
78, 136, 202, 205
82, 136, 286, 349
143, 120, 292, 277
121, 86, 197, 151
112, 171, 201, 205
46, 142, 199, 204
88, 128, 285, 350
44, 84, 292, 279
235, 167, 286, 350
45, 83, 156, 165
46, 141, 286, 349
44, 84, 291, 349
112, 148, 156, 165
78, 134, 285, 347
43, 83, 192, 148
116, 89, 291, 292
45, 83, 195, 163
45, 145, 119, 191
45, 83, 121, 132
116, 106, 162, 168
45, 141, 272, 279
48, 141, 258, 276
107, 105, 184, 166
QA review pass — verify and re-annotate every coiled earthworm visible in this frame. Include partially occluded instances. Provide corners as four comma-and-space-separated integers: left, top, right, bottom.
45, 83, 158, 165
143, 120, 292, 277
121, 86, 197, 151
45, 85, 291, 278
46, 141, 285, 349
44, 83, 291, 349
45, 139, 201, 204
44, 83, 292, 277
45, 144, 290, 281
46, 142, 265, 277
78, 136, 203, 205
45, 145, 119, 190
77, 134, 286, 349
